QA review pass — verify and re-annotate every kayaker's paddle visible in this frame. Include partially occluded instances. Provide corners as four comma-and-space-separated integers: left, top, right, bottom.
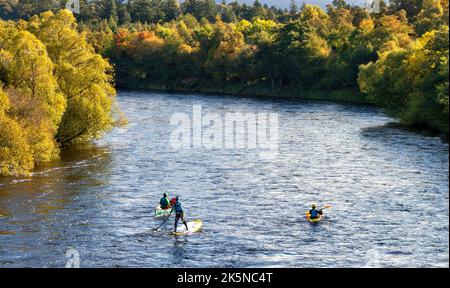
153, 208, 173, 231
306, 205, 332, 213
306, 205, 332, 216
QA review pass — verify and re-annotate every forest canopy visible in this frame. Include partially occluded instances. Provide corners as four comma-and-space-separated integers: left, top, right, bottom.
0, 1, 449, 175
71, 0, 448, 136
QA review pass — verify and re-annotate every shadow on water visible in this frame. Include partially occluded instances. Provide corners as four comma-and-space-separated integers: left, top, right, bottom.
362, 122, 448, 143
172, 238, 189, 266
0, 143, 113, 239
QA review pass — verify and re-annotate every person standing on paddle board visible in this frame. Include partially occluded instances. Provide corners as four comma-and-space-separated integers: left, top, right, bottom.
309, 203, 323, 219
174, 196, 189, 232
160, 193, 171, 210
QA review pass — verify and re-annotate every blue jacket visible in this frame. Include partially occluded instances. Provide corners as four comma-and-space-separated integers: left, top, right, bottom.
309, 209, 321, 219
174, 201, 184, 213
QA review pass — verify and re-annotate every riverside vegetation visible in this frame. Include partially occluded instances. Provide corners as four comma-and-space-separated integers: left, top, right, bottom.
1, 10, 124, 176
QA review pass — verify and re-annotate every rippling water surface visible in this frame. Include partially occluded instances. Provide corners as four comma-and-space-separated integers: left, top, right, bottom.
0, 91, 448, 267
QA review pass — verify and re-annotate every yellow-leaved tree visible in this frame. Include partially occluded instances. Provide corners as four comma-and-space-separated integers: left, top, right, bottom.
24, 10, 117, 145
0, 86, 34, 176
1, 21, 65, 166
1, 10, 121, 176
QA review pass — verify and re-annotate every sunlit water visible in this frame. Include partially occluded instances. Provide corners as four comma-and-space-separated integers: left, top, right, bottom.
0, 91, 448, 267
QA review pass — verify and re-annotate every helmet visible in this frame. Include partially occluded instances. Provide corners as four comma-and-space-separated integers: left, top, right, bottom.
163, 193, 168, 197
176, 195, 180, 201
311, 203, 316, 209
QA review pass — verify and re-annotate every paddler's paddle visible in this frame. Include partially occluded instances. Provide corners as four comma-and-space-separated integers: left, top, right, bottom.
306, 205, 332, 216
153, 207, 173, 231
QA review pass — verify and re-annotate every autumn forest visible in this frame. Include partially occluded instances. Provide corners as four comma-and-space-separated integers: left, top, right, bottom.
0, 0, 449, 176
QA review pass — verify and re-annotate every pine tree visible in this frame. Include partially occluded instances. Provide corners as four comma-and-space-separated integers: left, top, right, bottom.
290, 0, 299, 15
98, 0, 118, 23
164, 0, 181, 22
389, 0, 424, 18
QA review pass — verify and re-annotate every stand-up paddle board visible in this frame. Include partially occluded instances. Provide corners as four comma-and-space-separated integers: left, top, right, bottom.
171, 220, 202, 236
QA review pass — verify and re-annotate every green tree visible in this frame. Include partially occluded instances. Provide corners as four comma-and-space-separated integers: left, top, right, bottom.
128, 0, 152, 23
97, 0, 119, 23
182, 0, 217, 22
164, 0, 181, 22
289, 0, 299, 19
272, 19, 330, 88
0, 0, 19, 20
117, 2, 132, 25
415, 0, 448, 35
252, 0, 265, 19
219, 2, 237, 23
359, 25, 449, 136
389, 0, 424, 18
332, 0, 350, 9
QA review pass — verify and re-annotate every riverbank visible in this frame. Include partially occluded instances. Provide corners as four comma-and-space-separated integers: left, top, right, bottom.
116, 81, 370, 104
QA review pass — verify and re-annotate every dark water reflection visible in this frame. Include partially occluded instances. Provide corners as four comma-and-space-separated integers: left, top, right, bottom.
0, 91, 448, 267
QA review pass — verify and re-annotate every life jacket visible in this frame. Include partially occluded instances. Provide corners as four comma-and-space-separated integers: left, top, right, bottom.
160, 197, 170, 208
174, 201, 184, 213
310, 209, 318, 219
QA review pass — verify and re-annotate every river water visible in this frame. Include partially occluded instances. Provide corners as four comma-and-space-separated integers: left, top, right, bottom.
0, 91, 448, 268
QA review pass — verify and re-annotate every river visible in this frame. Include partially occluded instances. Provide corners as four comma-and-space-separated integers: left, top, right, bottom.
0, 91, 448, 267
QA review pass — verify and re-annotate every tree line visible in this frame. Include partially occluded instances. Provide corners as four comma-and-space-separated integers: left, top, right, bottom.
0, 1, 449, 175
82, 0, 448, 137
2, 0, 311, 24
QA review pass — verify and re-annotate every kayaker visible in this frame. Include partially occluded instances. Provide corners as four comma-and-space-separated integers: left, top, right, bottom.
309, 203, 323, 219
160, 193, 171, 210
174, 196, 189, 232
